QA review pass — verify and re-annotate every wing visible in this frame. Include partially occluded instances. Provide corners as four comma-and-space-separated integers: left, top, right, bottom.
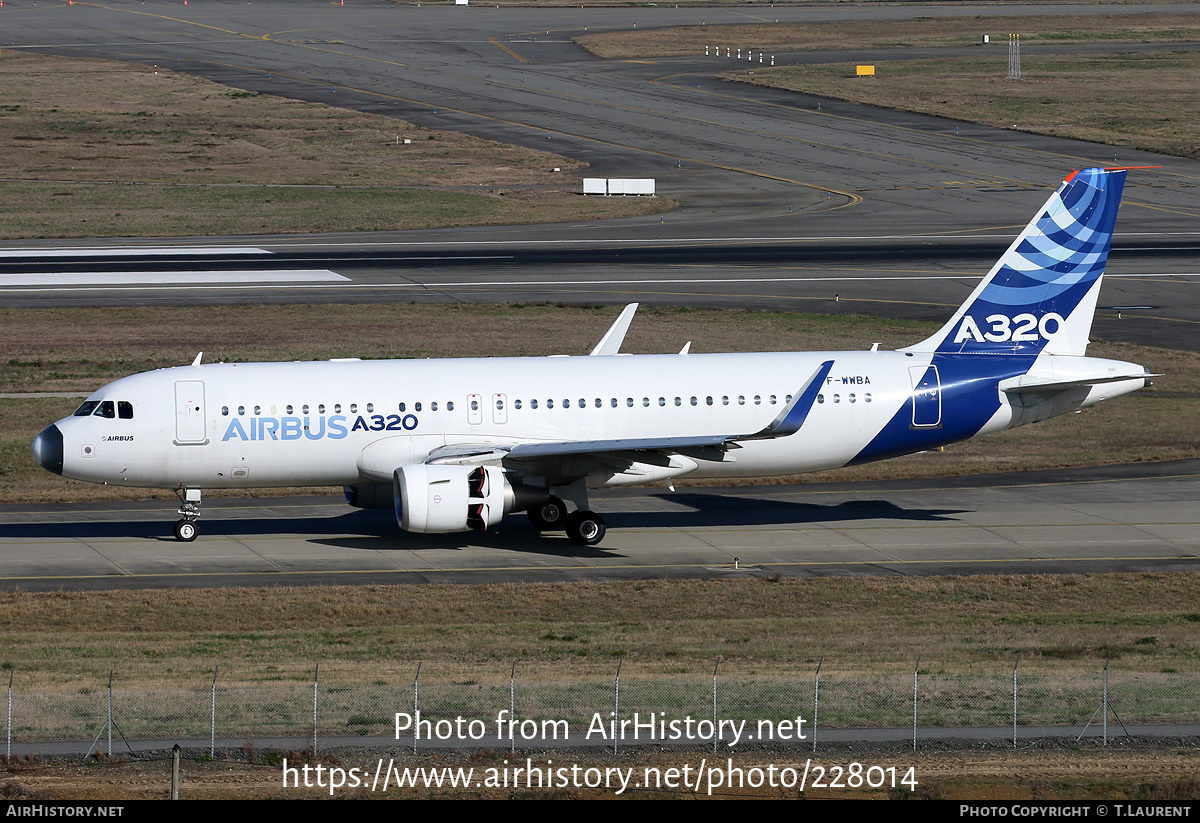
421, 360, 835, 483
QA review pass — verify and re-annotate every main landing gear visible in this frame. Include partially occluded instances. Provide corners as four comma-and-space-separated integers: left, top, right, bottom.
173, 487, 201, 542
526, 494, 607, 546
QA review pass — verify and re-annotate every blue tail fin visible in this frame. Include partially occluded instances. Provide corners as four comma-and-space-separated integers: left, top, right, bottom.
906, 167, 1127, 357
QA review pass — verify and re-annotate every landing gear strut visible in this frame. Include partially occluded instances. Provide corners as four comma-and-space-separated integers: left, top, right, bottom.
173, 487, 201, 542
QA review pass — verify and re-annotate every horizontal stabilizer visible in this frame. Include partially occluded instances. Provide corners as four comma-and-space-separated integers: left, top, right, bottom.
999, 371, 1157, 395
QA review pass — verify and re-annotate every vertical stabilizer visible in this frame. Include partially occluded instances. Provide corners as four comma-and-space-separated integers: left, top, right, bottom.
905, 168, 1127, 357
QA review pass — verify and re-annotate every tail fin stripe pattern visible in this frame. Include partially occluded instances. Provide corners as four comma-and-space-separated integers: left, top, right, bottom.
907, 167, 1127, 356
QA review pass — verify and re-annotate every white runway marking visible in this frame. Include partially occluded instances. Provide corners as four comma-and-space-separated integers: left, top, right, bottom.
0, 272, 1195, 295
0, 246, 271, 258
0, 270, 349, 287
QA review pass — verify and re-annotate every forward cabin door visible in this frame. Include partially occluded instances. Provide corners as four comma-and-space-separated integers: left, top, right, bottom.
174, 381, 208, 444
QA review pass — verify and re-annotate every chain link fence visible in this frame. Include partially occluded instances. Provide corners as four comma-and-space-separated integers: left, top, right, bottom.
3, 660, 1196, 757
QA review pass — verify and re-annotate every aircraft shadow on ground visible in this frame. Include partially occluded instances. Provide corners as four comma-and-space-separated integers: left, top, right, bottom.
1, 494, 963, 556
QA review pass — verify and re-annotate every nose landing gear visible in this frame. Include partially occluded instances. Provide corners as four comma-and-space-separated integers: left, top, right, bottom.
173, 487, 201, 542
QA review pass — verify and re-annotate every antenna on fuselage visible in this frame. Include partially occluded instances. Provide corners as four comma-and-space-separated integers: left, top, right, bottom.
191, 352, 203, 367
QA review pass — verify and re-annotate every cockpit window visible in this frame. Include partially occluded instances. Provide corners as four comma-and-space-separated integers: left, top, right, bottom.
118, 401, 134, 419
73, 401, 100, 417
93, 400, 115, 419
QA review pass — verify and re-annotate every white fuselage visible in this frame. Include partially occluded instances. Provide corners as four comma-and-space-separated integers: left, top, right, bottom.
46, 348, 1145, 492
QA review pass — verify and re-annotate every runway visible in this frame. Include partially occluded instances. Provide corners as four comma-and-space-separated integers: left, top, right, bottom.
2, 461, 1197, 591
1, 235, 1197, 350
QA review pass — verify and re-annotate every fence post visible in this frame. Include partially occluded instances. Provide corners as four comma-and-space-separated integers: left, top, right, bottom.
1012, 654, 1020, 748
211, 666, 219, 760
107, 669, 113, 757
312, 663, 319, 754
413, 663, 421, 756
509, 661, 516, 755
812, 657, 822, 753
1103, 656, 1109, 746
612, 659, 621, 755
712, 657, 721, 753
912, 657, 920, 752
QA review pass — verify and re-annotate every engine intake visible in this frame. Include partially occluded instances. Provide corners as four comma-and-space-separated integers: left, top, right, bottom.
392, 464, 549, 534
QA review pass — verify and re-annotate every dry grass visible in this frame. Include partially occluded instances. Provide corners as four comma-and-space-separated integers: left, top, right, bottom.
0, 53, 667, 237
0, 573, 1195, 684
730, 51, 1200, 161
575, 13, 1200, 58
2, 303, 1196, 503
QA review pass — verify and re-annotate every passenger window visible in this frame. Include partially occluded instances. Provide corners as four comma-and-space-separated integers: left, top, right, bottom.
674, 397, 681, 406
547, 399, 554, 409
302, 405, 309, 415
658, 397, 666, 407
255, 405, 262, 415
722, 396, 729, 405
531, 399, 539, 409
415, 402, 422, 412
514, 400, 522, 410
595, 398, 602, 408
706, 396, 713, 406
118, 402, 133, 419
770, 395, 777, 405
738, 396, 745, 405
221, 406, 229, 417
610, 398, 617, 408
366, 403, 374, 413
626, 398, 633, 407
754, 395, 761, 405
564, 399, 571, 409
447, 401, 455, 411
690, 397, 697, 406
578, 398, 585, 409
817, 394, 825, 404
432, 402, 439, 411
864, 393, 872, 403
350, 404, 358, 414
286, 405, 294, 415
238, 406, 246, 416
833, 394, 841, 404
849, 394, 856, 404
642, 397, 649, 407
318, 404, 326, 414
334, 404, 341, 414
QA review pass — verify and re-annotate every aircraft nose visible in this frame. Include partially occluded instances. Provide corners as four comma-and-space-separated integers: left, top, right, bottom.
32, 425, 64, 475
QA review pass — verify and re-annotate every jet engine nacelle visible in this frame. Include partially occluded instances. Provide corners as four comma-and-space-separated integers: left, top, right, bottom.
392, 464, 549, 534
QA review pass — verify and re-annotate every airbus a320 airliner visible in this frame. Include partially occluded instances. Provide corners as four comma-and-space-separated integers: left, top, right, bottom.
33, 168, 1155, 546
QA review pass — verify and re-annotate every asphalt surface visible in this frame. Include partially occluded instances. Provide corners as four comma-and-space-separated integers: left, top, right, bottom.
1, 2, 1198, 588
2, 461, 1197, 591
1, 1, 1198, 349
